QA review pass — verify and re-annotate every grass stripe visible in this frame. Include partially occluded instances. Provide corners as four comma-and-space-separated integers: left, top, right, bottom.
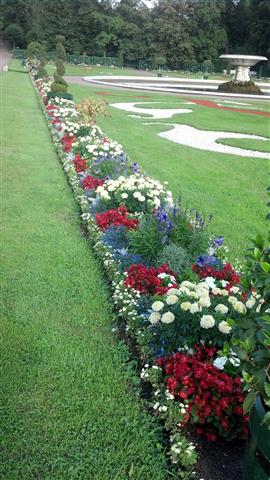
1, 70, 168, 480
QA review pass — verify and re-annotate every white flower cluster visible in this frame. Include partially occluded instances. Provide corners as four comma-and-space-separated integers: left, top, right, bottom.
96, 174, 173, 209
112, 278, 140, 317
148, 277, 259, 334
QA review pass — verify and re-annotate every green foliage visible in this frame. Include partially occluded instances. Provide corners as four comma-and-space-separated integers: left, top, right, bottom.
218, 81, 263, 95
51, 34, 68, 97
2, 0, 270, 67
50, 82, 68, 94
47, 91, 73, 101
203, 59, 213, 73
55, 35, 66, 61
27, 41, 42, 59
155, 243, 191, 281
128, 215, 164, 262
55, 58, 65, 77
169, 210, 209, 260
243, 233, 270, 312
36, 59, 48, 80
231, 232, 270, 422
4, 23, 24, 47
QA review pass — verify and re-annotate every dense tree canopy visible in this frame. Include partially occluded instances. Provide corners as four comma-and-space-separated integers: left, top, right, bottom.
1, 0, 269, 66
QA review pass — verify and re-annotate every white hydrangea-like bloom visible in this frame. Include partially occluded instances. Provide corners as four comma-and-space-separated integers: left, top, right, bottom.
215, 304, 229, 314
161, 312, 175, 324
198, 296, 211, 308
231, 286, 240, 294
149, 312, 161, 324
246, 298, 256, 309
200, 315, 215, 329
233, 301, 247, 314
180, 302, 192, 311
178, 286, 190, 295
228, 296, 238, 305
167, 288, 180, 296
152, 301, 164, 312
189, 303, 200, 314
218, 320, 232, 334
180, 281, 195, 289
166, 295, 178, 305
204, 277, 216, 288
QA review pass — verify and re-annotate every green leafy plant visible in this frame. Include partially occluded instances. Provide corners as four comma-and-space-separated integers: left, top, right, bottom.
169, 210, 209, 259
128, 215, 164, 262
155, 243, 191, 280
231, 232, 270, 425
50, 35, 68, 95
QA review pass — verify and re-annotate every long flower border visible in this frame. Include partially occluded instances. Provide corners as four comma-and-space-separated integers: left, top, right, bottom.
30, 73, 255, 479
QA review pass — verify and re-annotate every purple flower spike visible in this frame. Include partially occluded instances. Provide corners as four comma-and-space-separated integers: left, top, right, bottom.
213, 236, 224, 248
132, 162, 139, 174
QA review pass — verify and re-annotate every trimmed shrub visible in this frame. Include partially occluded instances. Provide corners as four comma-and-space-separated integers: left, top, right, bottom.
50, 35, 69, 96
47, 91, 73, 101
218, 80, 263, 95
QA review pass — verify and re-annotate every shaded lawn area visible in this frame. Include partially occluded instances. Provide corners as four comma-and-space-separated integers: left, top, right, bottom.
68, 82, 269, 260
1, 70, 169, 480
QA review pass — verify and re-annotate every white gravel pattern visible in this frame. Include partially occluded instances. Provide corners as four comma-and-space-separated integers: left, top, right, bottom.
149, 124, 270, 159
110, 102, 192, 118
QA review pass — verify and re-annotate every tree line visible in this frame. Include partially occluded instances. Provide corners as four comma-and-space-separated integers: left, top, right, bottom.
1, 0, 269, 68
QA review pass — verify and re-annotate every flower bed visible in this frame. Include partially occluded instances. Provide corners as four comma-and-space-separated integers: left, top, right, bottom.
32, 76, 264, 479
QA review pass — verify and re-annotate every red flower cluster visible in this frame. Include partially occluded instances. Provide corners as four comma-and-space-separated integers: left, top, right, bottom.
156, 346, 248, 441
125, 263, 177, 295
96, 205, 139, 231
73, 154, 88, 173
46, 104, 59, 116
81, 174, 104, 191
192, 262, 240, 288
61, 134, 77, 153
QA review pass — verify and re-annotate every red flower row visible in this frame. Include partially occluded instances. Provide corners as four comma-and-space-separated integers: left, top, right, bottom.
192, 262, 241, 288
96, 205, 139, 231
61, 134, 77, 153
156, 346, 248, 441
125, 263, 177, 295
81, 174, 104, 191
73, 154, 88, 173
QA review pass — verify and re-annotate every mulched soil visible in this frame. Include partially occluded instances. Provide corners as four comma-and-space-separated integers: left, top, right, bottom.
192, 432, 245, 480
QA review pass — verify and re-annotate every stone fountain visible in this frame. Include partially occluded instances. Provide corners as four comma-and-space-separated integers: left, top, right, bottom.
219, 54, 267, 81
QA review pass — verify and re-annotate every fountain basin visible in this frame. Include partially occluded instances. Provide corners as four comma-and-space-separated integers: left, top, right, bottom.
219, 55, 267, 82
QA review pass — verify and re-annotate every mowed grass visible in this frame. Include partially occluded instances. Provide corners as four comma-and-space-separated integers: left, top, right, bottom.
68, 82, 269, 260
1, 70, 169, 479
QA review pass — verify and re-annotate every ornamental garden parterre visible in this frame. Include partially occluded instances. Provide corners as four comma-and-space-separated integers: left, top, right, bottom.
32, 73, 270, 480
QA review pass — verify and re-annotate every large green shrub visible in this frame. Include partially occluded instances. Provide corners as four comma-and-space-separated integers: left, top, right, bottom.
55, 35, 66, 61
50, 35, 69, 96
218, 80, 263, 95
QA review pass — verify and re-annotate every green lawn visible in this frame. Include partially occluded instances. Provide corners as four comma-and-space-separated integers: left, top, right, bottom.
1, 70, 169, 479
68, 82, 269, 260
